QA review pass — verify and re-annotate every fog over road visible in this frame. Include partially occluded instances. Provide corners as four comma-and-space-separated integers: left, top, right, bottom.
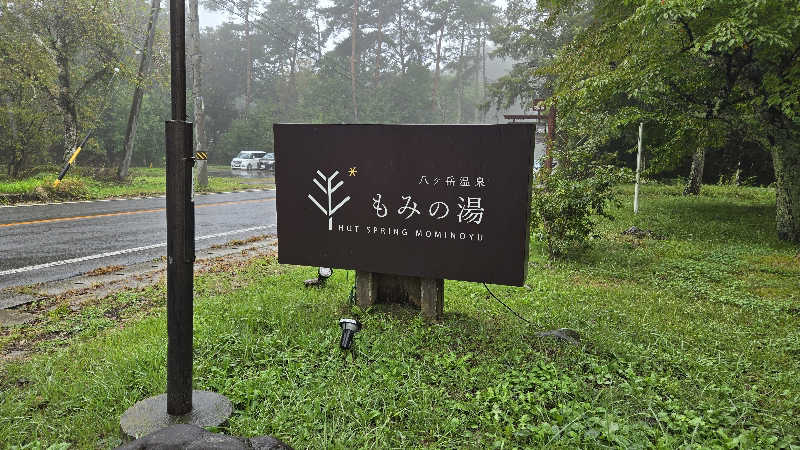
0, 190, 276, 290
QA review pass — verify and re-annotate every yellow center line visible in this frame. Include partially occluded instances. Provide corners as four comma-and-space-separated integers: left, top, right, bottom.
0, 198, 275, 228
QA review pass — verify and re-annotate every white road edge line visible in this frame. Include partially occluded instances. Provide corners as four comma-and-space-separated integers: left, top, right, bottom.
0, 225, 275, 277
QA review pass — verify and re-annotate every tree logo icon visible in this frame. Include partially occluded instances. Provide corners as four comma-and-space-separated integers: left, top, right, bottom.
308, 170, 351, 230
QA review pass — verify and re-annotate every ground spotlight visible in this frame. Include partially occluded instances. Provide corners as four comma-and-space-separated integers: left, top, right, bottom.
304, 267, 333, 287
339, 318, 361, 350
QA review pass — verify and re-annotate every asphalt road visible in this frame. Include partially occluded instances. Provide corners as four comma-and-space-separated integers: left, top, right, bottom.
0, 190, 276, 290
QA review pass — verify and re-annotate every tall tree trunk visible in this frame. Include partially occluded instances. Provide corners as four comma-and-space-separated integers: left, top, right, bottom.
349, 0, 359, 122
314, 5, 323, 63
118, 0, 160, 180
56, 50, 79, 162
289, 43, 298, 113
12, 119, 41, 177
473, 35, 480, 123
684, 146, 706, 195
374, 10, 383, 82
770, 123, 800, 242
481, 28, 487, 123
189, 0, 207, 186
244, 0, 252, 120
61, 106, 78, 162
397, 1, 406, 72
432, 25, 444, 121
456, 31, 465, 124
2, 94, 19, 177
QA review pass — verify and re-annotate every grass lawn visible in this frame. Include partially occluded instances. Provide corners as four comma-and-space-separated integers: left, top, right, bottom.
0, 166, 274, 205
1, 183, 798, 448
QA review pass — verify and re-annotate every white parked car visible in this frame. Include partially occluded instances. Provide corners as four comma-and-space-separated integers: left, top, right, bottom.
231, 151, 268, 170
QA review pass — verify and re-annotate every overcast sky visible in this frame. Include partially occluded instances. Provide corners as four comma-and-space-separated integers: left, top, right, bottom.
198, 0, 508, 30
199, 5, 227, 29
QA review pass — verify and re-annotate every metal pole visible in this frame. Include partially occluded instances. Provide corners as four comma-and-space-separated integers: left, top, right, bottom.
171, 0, 187, 122
167, 0, 194, 416
120, 8, 232, 428
634, 122, 643, 214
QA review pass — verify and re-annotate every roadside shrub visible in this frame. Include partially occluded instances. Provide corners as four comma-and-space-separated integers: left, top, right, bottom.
45, 178, 90, 200
531, 145, 627, 258
18, 164, 61, 179
91, 167, 123, 182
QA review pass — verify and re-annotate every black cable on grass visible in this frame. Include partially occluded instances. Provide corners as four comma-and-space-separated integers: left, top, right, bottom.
348, 280, 357, 306
483, 282, 532, 325
342, 275, 528, 324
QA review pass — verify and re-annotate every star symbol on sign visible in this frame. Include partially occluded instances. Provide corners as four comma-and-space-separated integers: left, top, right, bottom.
348, 167, 358, 176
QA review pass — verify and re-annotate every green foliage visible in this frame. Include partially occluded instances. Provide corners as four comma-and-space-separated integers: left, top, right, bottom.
294, 61, 354, 124
494, 0, 800, 240
216, 104, 277, 164
0, 2, 61, 177
488, 0, 591, 109
360, 64, 438, 123
0, 0, 156, 174
3, 0, 508, 176
531, 146, 628, 258
0, 100, 58, 177
7, 0, 139, 158
92, 82, 171, 169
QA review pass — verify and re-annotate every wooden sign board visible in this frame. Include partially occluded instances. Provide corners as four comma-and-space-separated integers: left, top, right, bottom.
274, 124, 534, 286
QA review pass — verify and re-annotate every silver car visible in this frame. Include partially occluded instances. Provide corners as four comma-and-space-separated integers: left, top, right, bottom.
257, 153, 275, 170
231, 151, 267, 170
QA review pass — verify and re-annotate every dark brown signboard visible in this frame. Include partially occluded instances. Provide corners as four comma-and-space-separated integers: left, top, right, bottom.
274, 124, 534, 286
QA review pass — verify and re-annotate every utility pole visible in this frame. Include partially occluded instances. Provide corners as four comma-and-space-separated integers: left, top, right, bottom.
120, 0, 231, 438
189, 0, 208, 187
118, 0, 160, 181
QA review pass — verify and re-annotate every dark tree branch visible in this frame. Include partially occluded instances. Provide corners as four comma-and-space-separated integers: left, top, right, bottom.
724, 53, 735, 95
780, 43, 800, 75
663, 78, 703, 108
1, 51, 59, 104
678, 18, 694, 52
74, 68, 109, 100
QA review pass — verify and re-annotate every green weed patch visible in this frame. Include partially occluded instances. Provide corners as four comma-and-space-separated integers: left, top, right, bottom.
0, 166, 274, 205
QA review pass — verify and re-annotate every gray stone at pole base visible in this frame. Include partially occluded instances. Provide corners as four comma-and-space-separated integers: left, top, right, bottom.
356, 271, 444, 321
535, 328, 581, 345
120, 390, 232, 442
116, 424, 292, 449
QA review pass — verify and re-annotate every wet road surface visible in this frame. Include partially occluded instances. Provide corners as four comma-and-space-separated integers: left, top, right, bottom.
0, 190, 276, 290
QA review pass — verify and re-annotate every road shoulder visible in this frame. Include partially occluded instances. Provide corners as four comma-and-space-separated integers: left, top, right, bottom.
0, 236, 277, 362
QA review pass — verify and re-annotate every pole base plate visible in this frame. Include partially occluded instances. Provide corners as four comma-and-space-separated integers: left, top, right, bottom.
120, 390, 232, 441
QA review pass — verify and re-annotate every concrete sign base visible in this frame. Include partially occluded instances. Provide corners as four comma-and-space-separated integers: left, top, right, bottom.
356, 271, 444, 321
